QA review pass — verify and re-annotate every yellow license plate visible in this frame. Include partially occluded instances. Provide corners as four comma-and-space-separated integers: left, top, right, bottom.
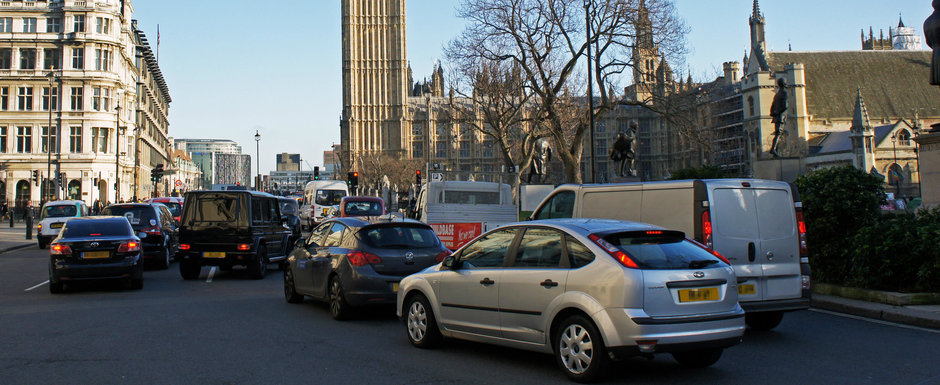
738, 284, 756, 295
392, 283, 400, 292
203, 252, 226, 259
51, 223, 63, 229
82, 251, 110, 259
678, 287, 720, 302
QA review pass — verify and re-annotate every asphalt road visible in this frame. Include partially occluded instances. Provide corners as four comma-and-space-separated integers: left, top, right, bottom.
2, 246, 939, 385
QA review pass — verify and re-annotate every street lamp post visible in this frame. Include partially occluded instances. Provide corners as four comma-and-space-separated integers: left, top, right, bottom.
254, 130, 261, 191
115, 102, 121, 203
584, 0, 596, 183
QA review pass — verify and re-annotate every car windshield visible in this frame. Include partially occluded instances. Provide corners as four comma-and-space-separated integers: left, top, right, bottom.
62, 219, 132, 238
41, 204, 77, 219
362, 225, 439, 248
604, 231, 724, 270
101, 205, 157, 228
190, 193, 241, 222
316, 189, 346, 206
344, 200, 383, 216
162, 202, 182, 217
279, 200, 298, 215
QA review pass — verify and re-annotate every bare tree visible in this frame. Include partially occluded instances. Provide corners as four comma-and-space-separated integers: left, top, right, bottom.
356, 152, 424, 194
450, 0, 688, 182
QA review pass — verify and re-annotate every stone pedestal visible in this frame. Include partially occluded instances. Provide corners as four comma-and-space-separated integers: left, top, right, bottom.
913, 130, 940, 209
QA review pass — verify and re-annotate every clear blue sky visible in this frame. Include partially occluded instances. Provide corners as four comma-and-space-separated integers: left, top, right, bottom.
132, 0, 933, 175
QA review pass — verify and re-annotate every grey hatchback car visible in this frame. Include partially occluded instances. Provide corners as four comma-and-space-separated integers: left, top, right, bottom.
284, 216, 451, 320
397, 219, 744, 382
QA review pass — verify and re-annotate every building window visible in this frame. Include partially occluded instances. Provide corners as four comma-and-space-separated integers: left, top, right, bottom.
17, 87, 33, 111
92, 127, 109, 153
71, 47, 83, 69
748, 96, 755, 117
0, 17, 11, 33
46, 17, 61, 33
0, 126, 7, 153
22, 18, 37, 33
597, 120, 607, 133
459, 140, 470, 158
70, 87, 83, 110
43, 48, 61, 70
16, 126, 32, 153
42, 87, 57, 110
0, 48, 9, 69
95, 17, 111, 35
41, 126, 57, 153
898, 130, 911, 146
411, 121, 424, 137
73, 15, 85, 33
411, 142, 423, 159
435, 141, 447, 158
482, 140, 494, 158
0, 87, 7, 110
595, 139, 607, 155
92, 87, 100, 111
69, 126, 82, 153
19, 48, 36, 69
436, 122, 448, 137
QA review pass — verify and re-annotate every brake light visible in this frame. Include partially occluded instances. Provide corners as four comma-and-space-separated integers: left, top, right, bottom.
588, 234, 638, 269
38, 223, 42, 231
701, 210, 713, 249
435, 250, 452, 262
347, 250, 382, 266
50, 244, 72, 255
179, 244, 191, 250
118, 241, 140, 253
237, 244, 251, 251
645, 230, 662, 235
795, 209, 808, 257
141, 226, 162, 235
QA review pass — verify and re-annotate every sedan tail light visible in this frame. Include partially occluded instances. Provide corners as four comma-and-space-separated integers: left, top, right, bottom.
179, 244, 191, 250
118, 241, 141, 253
237, 244, 251, 251
50, 244, 72, 256
141, 226, 162, 235
435, 250, 452, 263
588, 234, 638, 269
347, 250, 382, 267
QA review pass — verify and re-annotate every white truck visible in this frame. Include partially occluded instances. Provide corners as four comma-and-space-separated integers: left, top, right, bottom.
299, 180, 349, 230
413, 181, 518, 250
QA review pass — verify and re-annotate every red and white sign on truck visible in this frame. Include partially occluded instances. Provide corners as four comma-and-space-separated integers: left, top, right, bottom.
414, 181, 518, 250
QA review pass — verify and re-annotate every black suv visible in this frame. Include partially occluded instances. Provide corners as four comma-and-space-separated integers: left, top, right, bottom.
177, 190, 291, 280
101, 203, 179, 270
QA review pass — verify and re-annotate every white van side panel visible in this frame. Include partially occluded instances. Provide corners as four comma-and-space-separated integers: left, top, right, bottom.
640, 187, 695, 235
580, 189, 642, 220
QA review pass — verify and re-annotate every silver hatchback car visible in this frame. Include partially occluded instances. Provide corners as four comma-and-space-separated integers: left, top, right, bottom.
396, 219, 744, 382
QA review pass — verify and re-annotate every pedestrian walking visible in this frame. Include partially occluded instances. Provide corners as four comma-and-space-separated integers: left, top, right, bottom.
1, 200, 8, 221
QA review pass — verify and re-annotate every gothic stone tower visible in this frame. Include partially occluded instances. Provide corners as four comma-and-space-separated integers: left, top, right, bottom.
341, 0, 410, 169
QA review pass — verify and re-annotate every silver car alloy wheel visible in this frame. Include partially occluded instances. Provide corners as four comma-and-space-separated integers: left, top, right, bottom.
407, 301, 427, 342
559, 324, 594, 375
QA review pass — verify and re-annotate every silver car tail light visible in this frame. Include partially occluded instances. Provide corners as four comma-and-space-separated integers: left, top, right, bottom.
588, 234, 639, 269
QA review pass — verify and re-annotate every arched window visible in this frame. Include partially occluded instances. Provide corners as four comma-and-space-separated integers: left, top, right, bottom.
748, 96, 755, 116
897, 130, 911, 146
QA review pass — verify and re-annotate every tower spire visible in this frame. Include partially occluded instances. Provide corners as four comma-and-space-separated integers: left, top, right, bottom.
752, 0, 760, 20
898, 13, 905, 28
852, 87, 872, 132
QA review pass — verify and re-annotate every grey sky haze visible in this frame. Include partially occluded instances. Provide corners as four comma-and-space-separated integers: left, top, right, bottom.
131, 0, 933, 177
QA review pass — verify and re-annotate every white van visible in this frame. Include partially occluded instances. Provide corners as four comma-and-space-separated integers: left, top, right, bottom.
37, 200, 89, 249
413, 181, 518, 250
299, 180, 349, 229
529, 179, 810, 330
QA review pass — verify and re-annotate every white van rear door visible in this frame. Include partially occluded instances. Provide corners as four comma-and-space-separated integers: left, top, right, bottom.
754, 188, 802, 301
710, 188, 763, 302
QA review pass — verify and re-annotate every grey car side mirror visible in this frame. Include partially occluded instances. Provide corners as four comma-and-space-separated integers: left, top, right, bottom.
442, 255, 459, 270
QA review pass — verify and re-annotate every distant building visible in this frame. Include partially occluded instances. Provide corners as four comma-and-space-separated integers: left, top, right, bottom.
269, 170, 314, 193
169, 149, 202, 193
276, 152, 300, 171
175, 138, 250, 188
861, 16, 924, 51
323, 144, 341, 179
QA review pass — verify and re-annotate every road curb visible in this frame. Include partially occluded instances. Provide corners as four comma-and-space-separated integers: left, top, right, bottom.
812, 294, 940, 330
0, 243, 34, 254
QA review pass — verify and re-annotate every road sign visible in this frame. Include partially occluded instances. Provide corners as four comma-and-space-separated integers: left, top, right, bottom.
431, 172, 443, 182
175, 180, 182, 187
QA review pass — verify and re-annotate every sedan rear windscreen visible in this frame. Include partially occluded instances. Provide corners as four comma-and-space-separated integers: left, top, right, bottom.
344, 200, 383, 216
604, 231, 724, 270
63, 220, 133, 238
101, 206, 156, 227
41, 204, 77, 219
362, 225, 439, 248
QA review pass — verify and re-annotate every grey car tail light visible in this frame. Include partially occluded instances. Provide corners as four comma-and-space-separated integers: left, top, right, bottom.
588, 234, 639, 269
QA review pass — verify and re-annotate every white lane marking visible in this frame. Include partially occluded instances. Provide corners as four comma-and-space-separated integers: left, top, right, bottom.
206, 266, 217, 283
810, 308, 940, 334
25, 280, 49, 291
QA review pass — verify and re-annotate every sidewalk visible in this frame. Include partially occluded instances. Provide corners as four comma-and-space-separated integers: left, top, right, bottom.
812, 294, 940, 330
0, 222, 37, 254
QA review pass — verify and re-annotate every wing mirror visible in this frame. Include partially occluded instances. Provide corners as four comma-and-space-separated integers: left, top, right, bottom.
442, 255, 460, 270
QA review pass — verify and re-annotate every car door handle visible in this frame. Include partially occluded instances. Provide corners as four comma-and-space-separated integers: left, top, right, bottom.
479, 278, 495, 286
748, 242, 756, 262
540, 279, 559, 287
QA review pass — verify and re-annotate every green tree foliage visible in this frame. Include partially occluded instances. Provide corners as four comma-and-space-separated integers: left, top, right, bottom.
849, 208, 940, 292
794, 166, 885, 284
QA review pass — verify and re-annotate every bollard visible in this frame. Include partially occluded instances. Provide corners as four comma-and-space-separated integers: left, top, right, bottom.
8, 213, 12, 228
25, 215, 32, 240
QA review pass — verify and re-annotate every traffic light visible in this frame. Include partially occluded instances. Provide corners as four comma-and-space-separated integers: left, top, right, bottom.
32, 170, 39, 186
313, 166, 320, 180
151, 164, 164, 182
416, 170, 422, 185
346, 171, 359, 188
57, 172, 64, 187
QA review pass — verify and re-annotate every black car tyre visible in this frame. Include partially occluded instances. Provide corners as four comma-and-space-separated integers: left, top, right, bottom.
745, 311, 784, 331
180, 260, 200, 280
328, 276, 352, 320
672, 348, 723, 368
248, 245, 268, 279
284, 268, 303, 304
156, 245, 171, 270
554, 314, 609, 383
38, 239, 47, 249
405, 294, 442, 348
49, 280, 64, 294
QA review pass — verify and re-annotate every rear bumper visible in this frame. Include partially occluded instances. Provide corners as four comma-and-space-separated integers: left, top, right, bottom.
50, 255, 141, 281
177, 251, 258, 267
740, 290, 812, 313
599, 306, 745, 356
341, 268, 406, 307
608, 337, 743, 359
